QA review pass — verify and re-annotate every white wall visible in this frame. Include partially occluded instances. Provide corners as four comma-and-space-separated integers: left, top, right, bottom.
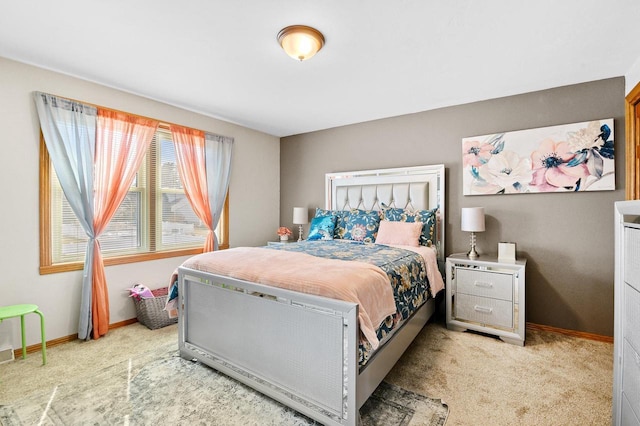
626, 55, 640, 94
0, 57, 280, 349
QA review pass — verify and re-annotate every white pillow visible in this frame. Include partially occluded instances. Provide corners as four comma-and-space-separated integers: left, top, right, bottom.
374, 220, 422, 247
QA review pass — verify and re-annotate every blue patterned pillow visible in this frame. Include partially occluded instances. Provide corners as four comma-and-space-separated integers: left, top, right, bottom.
307, 215, 336, 241
382, 205, 438, 246
314, 208, 347, 239
343, 209, 381, 243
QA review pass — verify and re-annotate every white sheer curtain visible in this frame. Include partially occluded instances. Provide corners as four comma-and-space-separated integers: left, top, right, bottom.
205, 133, 233, 250
33, 92, 97, 340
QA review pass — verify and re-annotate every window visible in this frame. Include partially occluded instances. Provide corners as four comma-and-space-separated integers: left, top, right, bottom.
40, 124, 229, 274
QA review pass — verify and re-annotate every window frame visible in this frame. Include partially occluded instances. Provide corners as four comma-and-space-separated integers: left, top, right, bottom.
39, 125, 230, 275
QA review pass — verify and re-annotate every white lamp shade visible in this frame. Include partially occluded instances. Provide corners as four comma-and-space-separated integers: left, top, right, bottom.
461, 207, 485, 232
293, 207, 308, 225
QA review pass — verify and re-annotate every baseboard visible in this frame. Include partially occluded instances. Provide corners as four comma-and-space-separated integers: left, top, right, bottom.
14, 318, 611, 358
0, 347, 14, 364
526, 322, 613, 343
13, 317, 139, 358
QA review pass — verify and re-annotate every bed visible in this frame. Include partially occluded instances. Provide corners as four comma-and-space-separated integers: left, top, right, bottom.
176, 164, 445, 425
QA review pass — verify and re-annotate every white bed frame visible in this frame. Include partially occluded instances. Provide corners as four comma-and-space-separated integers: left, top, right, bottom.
178, 164, 445, 425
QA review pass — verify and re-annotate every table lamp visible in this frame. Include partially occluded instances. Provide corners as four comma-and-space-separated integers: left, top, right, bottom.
293, 207, 308, 242
461, 207, 485, 259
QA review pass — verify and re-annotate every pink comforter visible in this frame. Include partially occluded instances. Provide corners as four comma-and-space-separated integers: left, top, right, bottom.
177, 247, 397, 349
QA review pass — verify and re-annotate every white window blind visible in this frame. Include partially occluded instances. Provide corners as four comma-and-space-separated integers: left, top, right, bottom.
155, 129, 209, 250
49, 126, 210, 264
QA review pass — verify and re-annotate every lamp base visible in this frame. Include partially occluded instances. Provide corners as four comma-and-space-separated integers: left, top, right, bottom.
297, 224, 304, 242
467, 231, 480, 259
467, 247, 479, 259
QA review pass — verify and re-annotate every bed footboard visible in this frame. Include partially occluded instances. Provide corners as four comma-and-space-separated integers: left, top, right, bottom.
178, 267, 360, 426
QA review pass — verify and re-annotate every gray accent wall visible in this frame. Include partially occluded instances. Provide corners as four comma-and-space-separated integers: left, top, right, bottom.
281, 77, 624, 337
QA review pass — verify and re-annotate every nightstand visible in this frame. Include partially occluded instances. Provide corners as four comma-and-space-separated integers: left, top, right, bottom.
446, 253, 526, 346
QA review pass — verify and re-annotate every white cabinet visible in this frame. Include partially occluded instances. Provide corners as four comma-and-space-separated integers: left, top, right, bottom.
614, 201, 640, 426
446, 254, 526, 346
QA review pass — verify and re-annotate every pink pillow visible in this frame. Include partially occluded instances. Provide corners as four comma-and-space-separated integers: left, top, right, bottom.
374, 220, 422, 247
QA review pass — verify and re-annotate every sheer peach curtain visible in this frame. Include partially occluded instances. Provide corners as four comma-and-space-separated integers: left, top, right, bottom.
91, 110, 158, 338
169, 125, 216, 251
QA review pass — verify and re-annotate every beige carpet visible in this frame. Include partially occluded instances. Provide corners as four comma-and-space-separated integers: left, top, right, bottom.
386, 317, 613, 425
0, 316, 613, 425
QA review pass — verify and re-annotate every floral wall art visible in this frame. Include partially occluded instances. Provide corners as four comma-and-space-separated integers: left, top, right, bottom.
462, 119, 614, 195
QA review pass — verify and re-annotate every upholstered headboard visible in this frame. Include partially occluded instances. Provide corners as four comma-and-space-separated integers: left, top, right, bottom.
325, 164, 445, 263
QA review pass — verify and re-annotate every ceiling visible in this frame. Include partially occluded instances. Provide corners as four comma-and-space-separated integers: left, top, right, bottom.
2, 1, 640, 137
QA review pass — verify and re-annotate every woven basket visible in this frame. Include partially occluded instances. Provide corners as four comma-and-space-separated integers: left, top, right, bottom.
133, 287, 178, 330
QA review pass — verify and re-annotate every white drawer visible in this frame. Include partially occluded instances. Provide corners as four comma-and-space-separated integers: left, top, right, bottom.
455, 294, 513, 329
625, 283, 640, 353
623, 339, 640, 422
456, 268, 513, 301
622, 392, 640, 426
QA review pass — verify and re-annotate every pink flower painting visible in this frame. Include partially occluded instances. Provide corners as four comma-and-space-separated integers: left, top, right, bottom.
463, 140, 494, 168
462, 119, 614, 195
530, 139, 589, 192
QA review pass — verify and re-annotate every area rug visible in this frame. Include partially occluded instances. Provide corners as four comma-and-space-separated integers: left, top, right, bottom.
0, 344, 448, 425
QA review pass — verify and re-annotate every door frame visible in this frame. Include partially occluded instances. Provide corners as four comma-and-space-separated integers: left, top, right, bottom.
626, 82, 640, 200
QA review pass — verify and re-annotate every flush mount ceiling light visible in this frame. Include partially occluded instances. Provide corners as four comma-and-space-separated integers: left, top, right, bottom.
277, 25, 325, 61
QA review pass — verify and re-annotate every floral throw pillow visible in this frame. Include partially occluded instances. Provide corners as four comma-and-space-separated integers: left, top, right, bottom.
381, 205, 438, 247
307, 215, 336, 241
314, 208, 348, 239
342, 209, 381, 243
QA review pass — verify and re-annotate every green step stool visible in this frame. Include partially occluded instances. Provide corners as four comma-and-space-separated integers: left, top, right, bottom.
0, 304, 46, 365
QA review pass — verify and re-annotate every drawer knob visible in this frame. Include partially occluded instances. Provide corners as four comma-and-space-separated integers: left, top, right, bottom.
474, 281, 494, 289
474, 305, 493, 314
